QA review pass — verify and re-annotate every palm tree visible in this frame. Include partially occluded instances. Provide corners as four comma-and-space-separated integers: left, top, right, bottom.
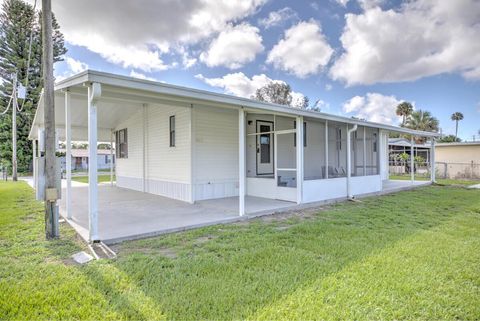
451, 112, 464, 139
396, 102, 414, 126
404, 109, 439, 143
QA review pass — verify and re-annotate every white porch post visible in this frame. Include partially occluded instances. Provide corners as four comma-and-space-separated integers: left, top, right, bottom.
142, 103, 147, 192
410, 136, 415, 183
189, 104, 196, 204
363, 127, 367, 175
65, 90, 72, 219
347, 124, 358, 198
110, 130, 114, 186
430, 138, 436, 183
324, 120, 328, 179
88, 83, 101, 242
296, 116, 304, 204
238, 108, 246, 216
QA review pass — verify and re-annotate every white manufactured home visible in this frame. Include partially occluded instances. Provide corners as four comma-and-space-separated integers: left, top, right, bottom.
29, 71, 438, 243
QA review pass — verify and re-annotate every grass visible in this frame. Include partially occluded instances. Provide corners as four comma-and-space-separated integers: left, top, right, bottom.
389, 174, 479, 186
71, 174, 114, 184
0, 181, 479, 320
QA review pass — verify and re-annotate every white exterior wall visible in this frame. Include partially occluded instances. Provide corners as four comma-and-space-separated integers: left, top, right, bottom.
193, 106, 239, 200
115, 101, 387, 204
116, 102, 192, 201
146, 103, 191, 201
303, 175, 382, 203
116, 109, 144, 191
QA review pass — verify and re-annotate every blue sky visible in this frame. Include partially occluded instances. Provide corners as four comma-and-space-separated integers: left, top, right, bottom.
46, 0, 480, 140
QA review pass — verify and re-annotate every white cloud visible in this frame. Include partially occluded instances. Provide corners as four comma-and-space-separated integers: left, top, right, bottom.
129, 70, 157, 81
54, 57, 88, 82
314, 99, 330, 110
335, 0, 350, 7
195, 72, 308, 107
342, 93, 403, 124
290, 91, 308, 108
182, 53, 197, 69
200, 23, 264, 69
195, 72, 276, 98
48, 0, 267, 72
325, 83, 333, 91
258, 7, 298, 29
267, 20, 333, 78
357, 0, 384, 9
330, 0, 480, 85
65, 57, 88, 74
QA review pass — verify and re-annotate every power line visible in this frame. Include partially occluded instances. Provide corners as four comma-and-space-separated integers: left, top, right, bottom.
0, 93, 13, 115
18, 0, 38, 112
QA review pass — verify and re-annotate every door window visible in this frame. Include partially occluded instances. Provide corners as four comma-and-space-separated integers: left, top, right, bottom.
259, 125, 271, 163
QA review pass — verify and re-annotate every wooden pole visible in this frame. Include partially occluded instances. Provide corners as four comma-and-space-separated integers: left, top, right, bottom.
12, 73, 17, 181
42, 0, 59, 238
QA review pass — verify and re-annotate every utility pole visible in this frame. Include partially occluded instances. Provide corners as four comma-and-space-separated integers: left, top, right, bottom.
12, 73, 17, 181
42, 0, 59, 238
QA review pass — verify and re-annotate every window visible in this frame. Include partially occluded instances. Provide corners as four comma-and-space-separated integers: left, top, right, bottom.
115, 128, 128, 159
169, 115, 175, 147
259, 125, 271, 163
293, 121, 307, 147
336, 127, 342, 151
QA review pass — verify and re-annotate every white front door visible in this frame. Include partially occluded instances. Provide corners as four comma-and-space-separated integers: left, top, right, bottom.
256, 121, 274, 176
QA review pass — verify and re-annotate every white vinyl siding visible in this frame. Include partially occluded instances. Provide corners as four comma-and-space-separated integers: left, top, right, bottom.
115, 110, 143, 182
115, 102, 192, 200
146, 103, 190, 183
194, 106, 238, 200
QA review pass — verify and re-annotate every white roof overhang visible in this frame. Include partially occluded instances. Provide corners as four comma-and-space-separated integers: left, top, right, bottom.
29, 70, 440, 141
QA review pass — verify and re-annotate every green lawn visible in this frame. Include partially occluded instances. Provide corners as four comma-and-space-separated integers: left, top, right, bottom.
71, 174, 114, 184
389, 174, 479, 186
0, 181, 479, 320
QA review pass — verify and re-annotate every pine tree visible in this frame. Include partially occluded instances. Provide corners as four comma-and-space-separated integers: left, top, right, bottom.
0, 0, 66, 173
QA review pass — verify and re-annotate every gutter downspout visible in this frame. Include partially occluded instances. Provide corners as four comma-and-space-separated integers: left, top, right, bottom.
347, 124, 358, 199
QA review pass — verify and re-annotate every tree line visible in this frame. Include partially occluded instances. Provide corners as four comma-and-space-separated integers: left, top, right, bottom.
395, 102, 467, 142
0, 0, 66, 173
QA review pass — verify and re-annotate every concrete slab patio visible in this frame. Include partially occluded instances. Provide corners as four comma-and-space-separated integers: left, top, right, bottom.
59, 184, 295, 244
56, 179, 431, 244
382, 179, 431, 193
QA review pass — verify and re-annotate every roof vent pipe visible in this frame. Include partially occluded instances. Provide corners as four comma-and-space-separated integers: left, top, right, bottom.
346, 124, 358, 199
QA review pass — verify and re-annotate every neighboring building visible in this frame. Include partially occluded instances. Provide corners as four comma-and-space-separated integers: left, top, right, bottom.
388, 138, 432, 175
389, 138, 431, 162
58, 148, 115, 171
435, 142, 480, 179
28, 71, 438, 243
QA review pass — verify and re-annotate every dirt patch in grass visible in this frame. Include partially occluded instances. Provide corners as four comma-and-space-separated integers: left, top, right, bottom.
193, 235, 216, 246
21, 214, 36, 222
115, 245, 178, 259
259, 205, 328, 222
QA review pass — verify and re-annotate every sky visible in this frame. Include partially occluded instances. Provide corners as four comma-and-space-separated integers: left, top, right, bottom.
8, 0, 480, 140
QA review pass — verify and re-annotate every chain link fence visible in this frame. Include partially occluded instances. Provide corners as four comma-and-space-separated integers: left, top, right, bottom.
389, 160, 480, 180
435, 161, 480, 180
